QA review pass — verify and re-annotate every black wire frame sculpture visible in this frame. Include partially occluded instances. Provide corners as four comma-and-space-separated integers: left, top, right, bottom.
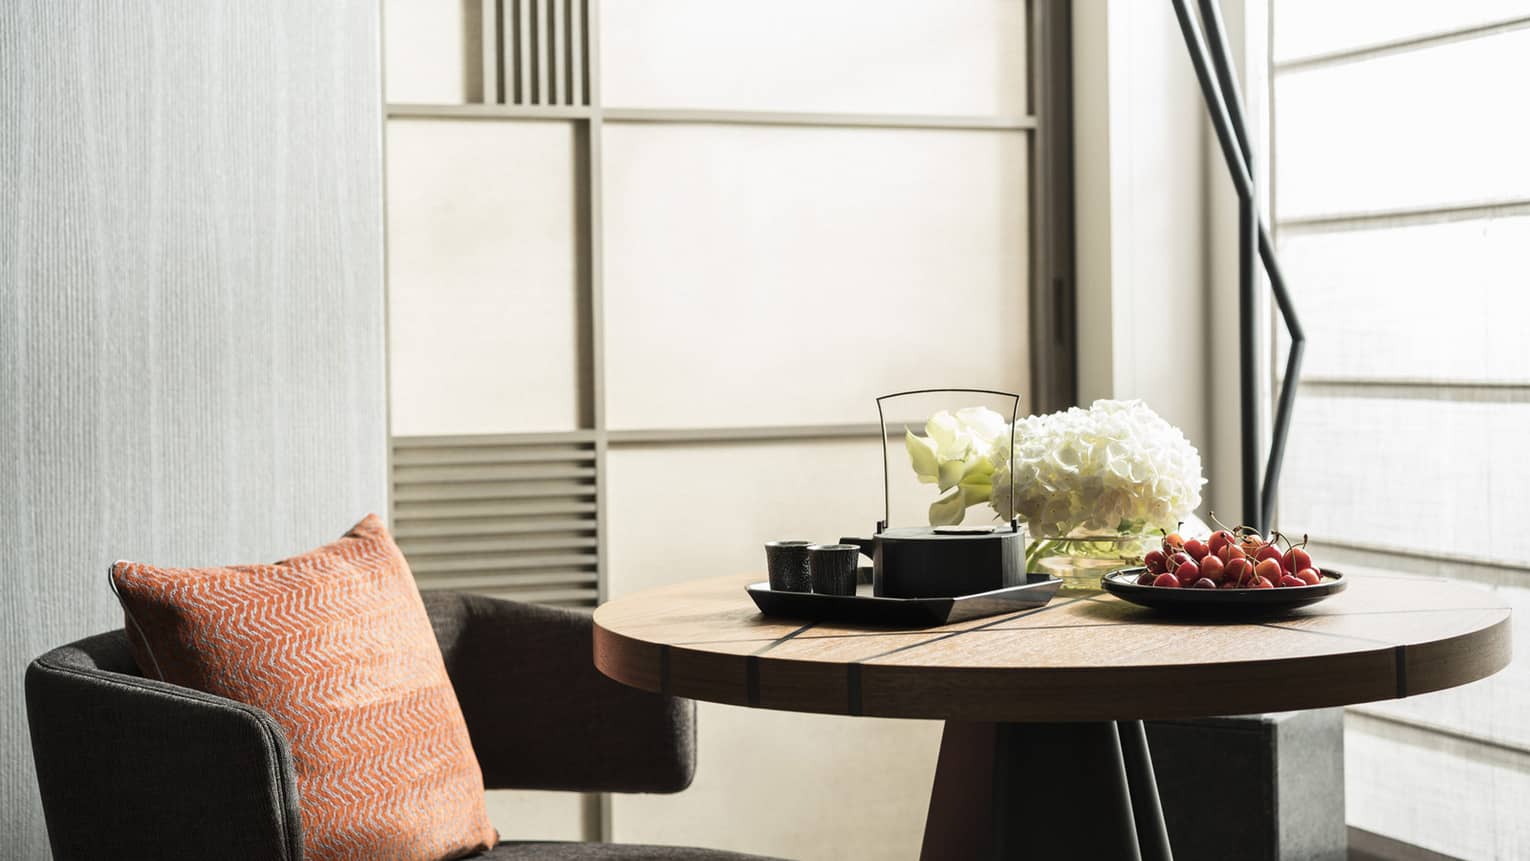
1171, 0, 1306, 534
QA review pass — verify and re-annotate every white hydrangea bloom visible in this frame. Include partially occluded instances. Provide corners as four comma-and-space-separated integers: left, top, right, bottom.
988, 399, 1205, 537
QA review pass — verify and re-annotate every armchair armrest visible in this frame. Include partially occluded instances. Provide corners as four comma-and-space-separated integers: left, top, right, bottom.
25, 631, 303, 861
424, 592, 696, 794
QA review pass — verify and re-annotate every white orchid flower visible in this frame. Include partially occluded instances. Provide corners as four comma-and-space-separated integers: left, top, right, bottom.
904, 406, 1009, 526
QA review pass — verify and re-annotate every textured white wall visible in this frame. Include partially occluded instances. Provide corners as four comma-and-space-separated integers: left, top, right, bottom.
0, 2, 386, 855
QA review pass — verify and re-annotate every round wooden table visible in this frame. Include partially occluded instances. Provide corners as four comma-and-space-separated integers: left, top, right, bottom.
593, 573, 1510, 860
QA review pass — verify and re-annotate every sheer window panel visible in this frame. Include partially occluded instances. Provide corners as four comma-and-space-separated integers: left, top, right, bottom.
1277, 396, 1530, 567
387, 120, 583, 436
1273, 27, 1530, 220
1299, 550, 1530, 753
1274, 0, 1530, 64
599, 0, 1027, 116
601, 123, 1028, 431
385, 0, 483, 104
1346, 712, 1530, 860
1274, 217, 1530, 383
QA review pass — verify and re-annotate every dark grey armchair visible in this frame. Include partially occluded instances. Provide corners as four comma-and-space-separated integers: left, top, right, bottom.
27, 591, 771, 861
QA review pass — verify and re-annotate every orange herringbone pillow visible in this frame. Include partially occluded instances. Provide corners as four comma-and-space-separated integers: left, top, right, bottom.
111, 514, 497, 861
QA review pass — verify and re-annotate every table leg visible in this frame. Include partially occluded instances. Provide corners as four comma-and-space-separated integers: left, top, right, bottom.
921, 720, 1172, 860
1119, 720, 1173, 861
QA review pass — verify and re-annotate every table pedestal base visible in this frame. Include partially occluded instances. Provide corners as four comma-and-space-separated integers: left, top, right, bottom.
921, 720, 1172, 861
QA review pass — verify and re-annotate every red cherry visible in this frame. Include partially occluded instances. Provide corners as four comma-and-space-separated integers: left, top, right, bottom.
1254, 558, 1283, 583
1255, 544, 1283, 565
1219, 544, 1246, 562
1253, 576, 1275, 589
1208, 530, 1235, 554
1169, 551, 1194, 569
1295, 568, 1321, 586
1219, 578, 1242, 589
1185, 539, 1209, 560
1192, 577, 1217, 589
1175, 560, 1200, 581
1144, 550, 1168, 574
1283, 546, 1312, 574
1241, 535, 1267, 556
1199, 554, 1226, 583
1278, 574, 1305, 588
1224, 557, 1253, 587
1137, 571, 1158, 586
1152, 572, 1181, 588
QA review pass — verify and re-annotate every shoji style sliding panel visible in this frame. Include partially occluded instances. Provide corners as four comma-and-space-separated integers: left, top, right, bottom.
386, 119, 584, 437
594, 5, 1032, 856
600, 0, 1027, 116
383, 0, 1044, 852
601, 124, 1029, 429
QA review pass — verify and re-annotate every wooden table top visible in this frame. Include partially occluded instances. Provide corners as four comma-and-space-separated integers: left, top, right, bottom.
592, 573, 1512, 722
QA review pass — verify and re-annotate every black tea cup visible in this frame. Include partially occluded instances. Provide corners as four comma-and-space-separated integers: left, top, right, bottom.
765, 540, 813, 592
809, 544, 860, 596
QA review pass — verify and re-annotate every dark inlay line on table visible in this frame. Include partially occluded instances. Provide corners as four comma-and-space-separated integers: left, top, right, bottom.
854, 594, 1096, 663
671, 620, 1161, 648
752, 622, 817, 655
659, 645, 671, 696
1395, 646, 1408, 697
1257, 622, 1395, 648
746, 656, 760, 706
847, 664, 863, 715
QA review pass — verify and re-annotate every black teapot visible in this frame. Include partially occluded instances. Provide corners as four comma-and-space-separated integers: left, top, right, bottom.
841, 524, 1027, 599
843, 388, 1029, 600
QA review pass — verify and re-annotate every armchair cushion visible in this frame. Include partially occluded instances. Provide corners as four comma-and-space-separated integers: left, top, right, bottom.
109, 514, 497, 861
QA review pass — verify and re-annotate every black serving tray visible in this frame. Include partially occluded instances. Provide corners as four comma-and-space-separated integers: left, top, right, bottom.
747, 572, 1062, 627
1101, 567, 1347, 615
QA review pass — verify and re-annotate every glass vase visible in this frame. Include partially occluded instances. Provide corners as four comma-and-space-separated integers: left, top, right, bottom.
1027, 529, 1158, 593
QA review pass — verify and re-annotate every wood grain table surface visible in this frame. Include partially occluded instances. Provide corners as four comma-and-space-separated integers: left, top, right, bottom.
593, 572, 1512, 722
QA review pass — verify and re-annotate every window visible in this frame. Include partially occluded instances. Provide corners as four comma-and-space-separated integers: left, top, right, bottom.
1270, 3, 1530, 856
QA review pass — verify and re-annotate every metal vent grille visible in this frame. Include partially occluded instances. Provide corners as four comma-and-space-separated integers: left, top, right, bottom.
391, 434, 598, 607
501, 0, 589, 107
